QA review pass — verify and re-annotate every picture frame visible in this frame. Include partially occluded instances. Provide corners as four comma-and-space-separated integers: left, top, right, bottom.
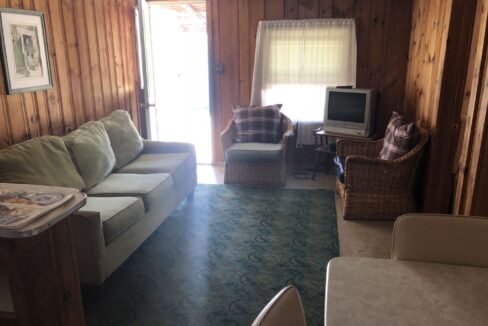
0, 8, 52, 94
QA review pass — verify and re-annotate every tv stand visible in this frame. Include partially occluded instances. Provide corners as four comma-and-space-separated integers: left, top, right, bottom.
322, 130, 377, 140
312, 129, 377, 179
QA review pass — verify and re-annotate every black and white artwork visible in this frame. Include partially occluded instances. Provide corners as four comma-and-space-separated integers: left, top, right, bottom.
0, 9, 52, 94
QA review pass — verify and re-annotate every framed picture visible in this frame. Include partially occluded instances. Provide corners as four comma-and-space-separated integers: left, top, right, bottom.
0, 8, 52, 94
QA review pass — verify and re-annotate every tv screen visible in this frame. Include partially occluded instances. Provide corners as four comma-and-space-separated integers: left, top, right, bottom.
328, 92, 367, 123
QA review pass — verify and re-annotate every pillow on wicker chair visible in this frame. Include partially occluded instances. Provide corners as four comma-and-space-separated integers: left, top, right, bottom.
232, 104, 282, 143
380, 111, 419, 160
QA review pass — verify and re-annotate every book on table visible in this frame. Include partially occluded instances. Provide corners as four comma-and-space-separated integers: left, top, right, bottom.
0, 183, 80, 229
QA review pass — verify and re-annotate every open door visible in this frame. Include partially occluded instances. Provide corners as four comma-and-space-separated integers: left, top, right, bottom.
136, 0, 157, 140
136, 0, 213, 164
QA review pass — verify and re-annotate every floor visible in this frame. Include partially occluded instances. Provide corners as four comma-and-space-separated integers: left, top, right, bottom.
197, 163, 394, 259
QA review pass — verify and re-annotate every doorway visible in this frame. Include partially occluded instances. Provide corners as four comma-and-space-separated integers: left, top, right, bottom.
145, 1, 212, 164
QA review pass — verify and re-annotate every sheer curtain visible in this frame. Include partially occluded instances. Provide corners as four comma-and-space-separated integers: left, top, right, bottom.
250, 19, 357, 146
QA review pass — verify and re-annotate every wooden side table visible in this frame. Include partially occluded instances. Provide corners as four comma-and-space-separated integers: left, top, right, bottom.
312, 129, 377, 180
312, 129, 336, 180
0, 188, 86, 326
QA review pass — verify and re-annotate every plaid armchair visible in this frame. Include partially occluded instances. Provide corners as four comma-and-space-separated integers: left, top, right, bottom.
221, 113, 293, 187
336, 127, 429, 220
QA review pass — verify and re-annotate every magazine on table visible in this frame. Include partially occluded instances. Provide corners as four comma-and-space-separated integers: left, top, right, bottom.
0, 183, 79, 229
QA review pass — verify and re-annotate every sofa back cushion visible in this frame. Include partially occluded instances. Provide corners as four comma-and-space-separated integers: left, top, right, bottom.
233, 104, 283, 143
101, 110, 143, 169
380, 111, 419, 161
64, 121, 116, 190
0, 136, 85, 189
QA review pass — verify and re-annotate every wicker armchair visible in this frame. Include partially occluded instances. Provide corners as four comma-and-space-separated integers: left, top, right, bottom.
221, 113, 293, 187
336, 128, 429, 220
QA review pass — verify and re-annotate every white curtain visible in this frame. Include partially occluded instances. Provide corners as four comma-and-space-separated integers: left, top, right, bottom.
250, 19, 357, 146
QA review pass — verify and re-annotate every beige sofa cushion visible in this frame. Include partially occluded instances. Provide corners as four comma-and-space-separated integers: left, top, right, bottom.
101, 110, 143, 169
117, 153, 195, 185
87, 173, 173, 211
0, 136, 85, 189
64, 121, 116, 190
77, 196, 145, 244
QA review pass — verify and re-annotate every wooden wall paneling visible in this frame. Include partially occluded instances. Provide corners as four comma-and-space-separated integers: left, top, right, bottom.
0, 0, 141, 150
318, 0, 333, 18
84, 0, 104, 120
34, 0, 64, 136
332, 0, 354, 18
4, 1, 29, 142
424, 0, 477, 213
238, 0, 251, 104
364, 0, 388, 133
117, 0, 131, 115
286, 0, 299, 19
209, 0, 413, 160
470, 50, 488, 215
219, 0, 240, 129
109, 0, 126, 110
72, 0, 95, 122
104, 0, 120, 113
20, 0, 41, 138
123, 0, 140, 127
12, 0, 39, 140
377, 0, 412, 131
266, 0, 285, 20
61, 0, 86, 128
297, 0, 319, 19
47, 0, 76, 132
353, 0, 372, 88
249, 0, 265, 105
453, 0, 488, 214
403, 0, 479, 213
93, 0, 114, 118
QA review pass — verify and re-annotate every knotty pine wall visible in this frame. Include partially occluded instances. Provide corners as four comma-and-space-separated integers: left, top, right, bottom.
403, 0, 477, 213
0, 0, 140, 149
208, 0, 413, 160
453, 0, 488, 217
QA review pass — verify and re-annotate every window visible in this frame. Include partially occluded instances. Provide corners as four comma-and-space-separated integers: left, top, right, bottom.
250, 19, 357, 145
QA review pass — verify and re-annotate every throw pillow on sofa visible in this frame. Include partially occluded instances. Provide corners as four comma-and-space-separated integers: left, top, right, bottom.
380, 111, 419, 160
64, 121, 116, 190
101, 110, 143, 169
232, 104, 283, 143
0, 136, 85, 189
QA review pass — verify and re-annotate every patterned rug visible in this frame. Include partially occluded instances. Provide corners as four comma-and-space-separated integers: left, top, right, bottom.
84, 184, 338, 326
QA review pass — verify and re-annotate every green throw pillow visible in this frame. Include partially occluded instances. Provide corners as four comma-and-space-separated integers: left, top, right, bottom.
0, 136, 85, 190
64, 121, 116, 190
101, 110, 143, 169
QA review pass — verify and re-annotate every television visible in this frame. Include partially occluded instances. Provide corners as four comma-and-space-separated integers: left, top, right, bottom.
323, 87, 377, 137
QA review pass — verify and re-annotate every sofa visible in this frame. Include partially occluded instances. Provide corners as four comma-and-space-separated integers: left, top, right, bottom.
325, 214, 488, 325
0, 110, 197, 285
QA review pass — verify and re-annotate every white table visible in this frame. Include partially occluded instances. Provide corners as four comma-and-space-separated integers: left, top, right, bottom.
325, 257, 488, 325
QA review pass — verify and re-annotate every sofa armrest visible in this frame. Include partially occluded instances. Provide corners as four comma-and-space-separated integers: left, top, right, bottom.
392, 214, 488, 268
220, 119, 236, 153
69, 212, 105, 263
142, 140, 196, 155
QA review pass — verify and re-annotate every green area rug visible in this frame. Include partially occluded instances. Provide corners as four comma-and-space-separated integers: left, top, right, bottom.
84, 184, 338, 325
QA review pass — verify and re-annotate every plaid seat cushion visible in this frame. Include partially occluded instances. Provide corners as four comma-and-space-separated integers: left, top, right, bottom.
380, 111, 419, 160
233, 104, 282, 143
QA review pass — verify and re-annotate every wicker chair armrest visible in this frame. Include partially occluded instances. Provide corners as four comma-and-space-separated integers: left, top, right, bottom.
221, 119, 236, 153
344, 155, 415, 192
336, 138, 384, 158
280, 114, 293, 156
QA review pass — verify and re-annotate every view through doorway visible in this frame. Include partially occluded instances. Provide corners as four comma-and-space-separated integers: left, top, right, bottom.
147, 1, 212, 164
